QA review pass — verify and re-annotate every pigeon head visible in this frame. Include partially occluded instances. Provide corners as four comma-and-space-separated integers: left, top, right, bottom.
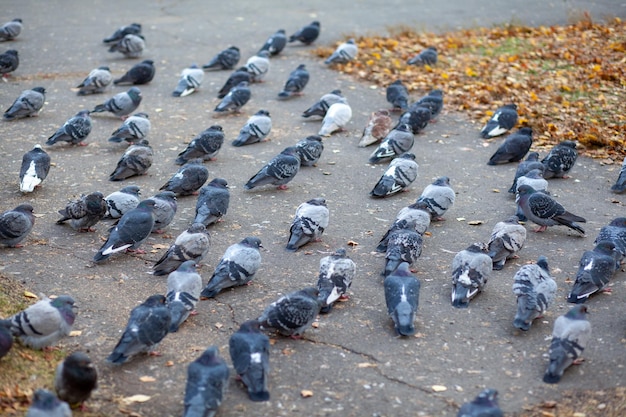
65, 351, 94, 369
560, 140, 577, 149
565, 304, 589, 320
98, 65, 111, 71
608, 217, 626, 228
518, 127, 533, 136
393, 302, 415, 336
257, 51, 270, 58
177, 260, 198, 273
51, 295, 77, 324
332, 248, 347, 258
154, 191, 177, 202
256, 109, 270, 117
281, 146, 299, 157
467, 242, 489, 253
307, 197, 326, 207
187, 222, 207, 234
429, 89, 443, 97
144, 294, 167, 307
121, 185, 141, 196
197, 346, 221, 365
32, 86, 46, 94
536, 256, 549, 272
504, 215, 521, 224
208, 124, 223, 131
209, 178, 228, 188
238, 319, 262, 333
474, 388, 499, 405
525, 152, 540, 161
395, 123, 413, 133
594, 240, 617, 254
14, 203, 34, 214
525, 168, 545, 178
399, 152, 416, 160
504, 103, 518, 110
241, 236, 263, 249
330, 89, 342, 95
127, 87, 142, 101
516, 184, 536, 196
76, 109, 91, 117
392, 262, 413, 277
5, 49, 18, 57
137, 199, 157, 210
31, 389, 63, 410
432, 176, 450, 187
134, 112, 149, 119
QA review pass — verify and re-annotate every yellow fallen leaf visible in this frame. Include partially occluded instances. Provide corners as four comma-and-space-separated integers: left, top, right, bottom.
357, 363, 377, 368
121, 394, 151, 405
139, 376, 156, 382
69, 330, 82, 337
23, 291, 38, 299
301, 390, 314, 398
432, 385, 447, 392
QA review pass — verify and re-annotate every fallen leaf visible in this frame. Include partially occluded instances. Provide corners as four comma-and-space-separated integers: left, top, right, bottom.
121, 394, 151, 405
165, 361, 174, 367
357, 363, 377, 368
432, 385, 447, 392
467, 220, 484, 225
69, 330, 82, 337
23, 291, 38, 299
301, 390, 314, 398
139, 376, 156, 382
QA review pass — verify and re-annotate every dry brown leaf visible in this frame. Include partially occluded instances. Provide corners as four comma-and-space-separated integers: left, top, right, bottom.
139, 376, 156, 382
301, 390, 314, 398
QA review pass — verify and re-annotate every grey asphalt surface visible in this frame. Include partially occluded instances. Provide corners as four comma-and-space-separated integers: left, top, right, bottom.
1, 1, 626, 416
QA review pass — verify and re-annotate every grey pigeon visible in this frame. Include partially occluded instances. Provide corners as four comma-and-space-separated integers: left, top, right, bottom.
370, 152, 419, 197
302, 89, 345, 118
193, 178, 230, 226
46, 110, 92, 146
246, 51, 270, 82
451, 243, 492, 308
480, 104, 518, 139
183, 346, 229, 417
203, 46, 240, 71
594, 217, 626, 259
487, 215, 527, 270
359, 109, 393, 147
567, 240, 620, 304
259, 29, 287, 56
105, 185, 141, 219
277, 64, 309, 99
113, 59, 155, 85
26, 389, 71, 417
507, 152, 544, 194
543, 305, 591, 384
295, 135, 324, 166
106, 294, 171, 365
611, 156, 626, 194
214, 81, 251, 112
325, 38, 358, 64
413, 89, 444, 119
172, 64, 204, 97
318, 101, 352, 137
145, 191, 177, 233
516, 184, 586, 234
217, 66, 251, 98
0, 322, 12, 360
244, 146, 301, 190
0, 18, 22, 41
0, 203, 35, 247
166, 260, 203, 332
54, 352, 98, 409
0, 49, 18, 76
19, 145, 50, 193
233, 110, 272, 147
92, 87, 142, 119
396, 106, 431, 134
56, 191, 107, 232
176, 125, 225, 164
487, 127, 532, 165
1, 295, 76, 350
229, 320, 270, 402
457, 388, 503, 417
286, 198, 329, 251
108, 33, 145, 58
377, 200, 431, 252
384, 262, 420, 336
103, 23, 141, 44
93, 199, 155, 263
417, 176, 456, 221
515, 168, 548, 221
512, 256, 557, 331
368, 124, 414, 164
258, 287, 322, 337
407, 46, 438, 66
153, 223, 211, 276
289, 21, 320, 45
383, 227, 423, 277
200, 237, 263, 298
317, 248, 356, 313
3, 86, 45, 120
108, 112, 151, 144
76, 66, 112, 95
541, 140, 578, 179
386, 80, 409, 111
160, 159, 209, 196
109, 139, 153, 181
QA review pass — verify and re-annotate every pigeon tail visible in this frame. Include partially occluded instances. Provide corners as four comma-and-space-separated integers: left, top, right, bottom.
91, 104, 107, 113
451, 285, 470, 308
554, 216, 586, 235
248, 390, 270, 402
200, 285, 220, 299
168, 301, 190, 332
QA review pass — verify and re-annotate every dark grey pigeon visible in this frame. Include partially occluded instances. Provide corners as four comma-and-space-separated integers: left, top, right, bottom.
258, 287, 322, 337
200, 237, 262, 298
108, 33, 145, 58
108, 112, 151, 144
153, 223, 210, 276
317, 248, 356, 313
105, 185, 141, 219
0, 322, 12, 360
567, 240, 620, 304
487, 215, 527, 270
318, 102, 352, 136
512, 256, 557, 331
214, 81, 251, 112
113, 59, 155, 85
56, 191, 107, 232
176, 125, 225, 164
103, 23, 141, 44
0, 18, 23, 41
295, 135, 324, 166
92, 87, 142, 119
229, 320, 270, 402
383, 227, 423, 277
233, 110, 272, 147
277, 64, 309, 99
451, 243, 492, 308
217, 66, 251, 98
109, 139, 153, 181
183, 346, 229, 417
3, 86, 45, 120
386, 80, 409, 111
286, 198, 329, 251
480, 103, 518, 139
19, 145, 50, 193
360, 109, 393, 147
413, 89, 444, 119
457, 388, 503, 417
514, 168, 548, 221
368, 123, 414, 164
407, 46, 438, 66
166, 260, 203, 332
54, 352, 98, 409
377, 200, 431, 252
541, 140, 578, 179
244, 146, 301, 190
516, 184, 586, 234
508, 152, 544, 194
45, 110, 92, 146
259, 29, 287, 56
106, 294, 171, 365
288, 21, 320, 45
193, 178, 230, 227
487, 127, 532, 165
594, 217, 626, 259
0, 203, 35, 247
246, 51, 270, 82
302, 89, 345, 119
396, 106, 431, 134
0, 49, 18, 76
145, 191, 177, 233
417, 176, 456, 221
160, 159, 209, 196
384, 262, 420, 336
543, 305, 591, 384
370, 152, 419, 197
325, 38, 358, 64
76, 66, 112, 95
172, 64, 204, 97
611, 156, 626, 194
26, 389, 71, 417
203, 46, 240, 71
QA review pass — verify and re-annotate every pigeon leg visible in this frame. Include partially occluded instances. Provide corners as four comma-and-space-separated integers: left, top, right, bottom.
148, 351, 162, 357
434, 216, 446, 221
127, 248, 148, 254
338, 294, 350, 300
534, 225, 548, 233
189, 310, 199, 316
572, 357, 585, 365
276, 185, 289, 190
601, 287, 613, 293
77, 142, 89, 147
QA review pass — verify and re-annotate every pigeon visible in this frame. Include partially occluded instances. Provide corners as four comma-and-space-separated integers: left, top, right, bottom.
516, 184, 586, 234
25, 389, 71, 417
594, 217, 626, 259
0, 19, 22, 41
45, 110, 92, 146
512, 256, 557, 331
507, 152, 544, 194
76, 66, 112, 95
109, 139, 153, 181
541, 140, 578, 179
203, 46, 240, 71
0, 322, 12, 360
153, 223, 211, 276
396, 106, 431, 134
244, 146, 301, 190
480, 104, 518, 139
376, 200, 431, 253
91, 87, 142, 119
54, 352, 98, 409
295, 135, 324, 166
451, 243, 493, 308
193, 178, 230, 226
0, 203, 35, 247
413, 89, 444, 119
368, 124, 414, 164
107, 112, 151, 144
567, 240, 620, 304
246, 51, 270, 82
183, 346, 229, 417
487, 127, 533, 165
288, 21, 320, 45
302, 89, 345, 118
108, 33, 145, 58
233, 110, 272, 147
166, 261, 203, 332
200, 237, 263, 298
359, 110, 394, 147
3, 86, 45, 120
1, 295, 76, 350
325, 38, 358, 64
214, 81, 251, 112
457, 389, 503, 417
176, 125, 225, 164
0, 49, 18, 76
217, 66, 251, 98
258, 29, 287, 56
417, 176, 456, 221
317, 248, 356, 313
386, 80, 409, 111
611, 156, 626, 194
370, 152, 419, 197
56, 192, 107, 232
113, 59, 155, 85
277, 64, 309, 99
103, 23, 141, 44
318, 101, 352, 137
515, 168, 549, 221
106, 294, 171, 365
543, 305, 591, 384
407, 46, 438, 66
160, 159, 209, 196
383, 227, 423, 277
93, 199, 156, 263
229, 320, 270, 402
19, 145, 51, 193
172, 64, 204, 97
286, 198, 329, 251
384, 262, 420, 336
145, 191, 177, 233
258, 287, 322, 337
105, 185, 141, 219
487, 215, 527, 270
